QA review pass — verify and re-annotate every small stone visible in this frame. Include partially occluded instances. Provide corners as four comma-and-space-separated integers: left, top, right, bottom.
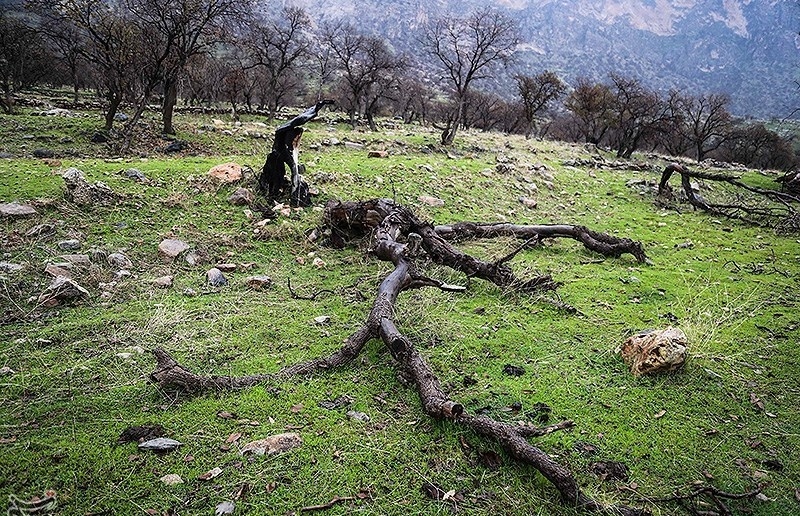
228, 187, 253, 206
616, 327, 688, 376
418, 195, 445, 207
0, 366, 15, 375
91, 131, 108, 143
183, 288, 197, 297
0, 262, 23, 274
138, 437, 182, 452
313, 315, 331, 325
59, 254, 91, 267
160, 474, 183, 486
240, 433, 302, 456
38, 276, 89, 307
25, 223, 55, 238
62, 167, 115, 206
208, 162, 243, 183
246, 275, 272, 290
57, 239, 81, 251
184, 251, 200, 266
206, 268, 228, 287
164, 140, 187, 153
33, 149, 55, 158
153, 276, 174, 288
158, 239, 189, 261
44, 263, 72, 278
368, 150, 389, 158
115, 270, 131, 279
216, 263, 237, 272
123, 168, 146, 182
312, 257, 326, 268
0, 202, 37, 218
518, 196, 537, 209
107, 252, 133, 270
344, 141, 364, 149
346, 410, 370, 422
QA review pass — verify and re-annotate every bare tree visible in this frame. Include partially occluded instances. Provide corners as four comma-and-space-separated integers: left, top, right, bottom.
516, 71, 565, 138
36, 16, 87, 104
607, 73, 670, 159
564, 77, 614, 146
656, 89, 694, 157
0, 12, 53, 113
243, 7, 311, 120
324, 22, 405, 131
675, 92, 732, 162
421, 7, 519, 145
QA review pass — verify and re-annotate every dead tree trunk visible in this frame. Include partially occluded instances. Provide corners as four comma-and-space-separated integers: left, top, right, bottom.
150, 199, 649, 516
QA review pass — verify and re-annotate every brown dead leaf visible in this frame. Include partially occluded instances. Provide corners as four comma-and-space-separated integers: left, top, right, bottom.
290, 404, 303, 413
0, 436, 17, 444
217, 411, 235, 419
198, 467, 223, 481
478, 450, 503, 470
225, 432, 242, 444
794, 488, 800, 502
240, 433, 302, 456
749, 392, 765, 411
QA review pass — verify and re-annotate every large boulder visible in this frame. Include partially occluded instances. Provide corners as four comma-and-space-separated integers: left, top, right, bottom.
208, 162, 243, 183
616, 327, 688, 376
62, 168, 115, 207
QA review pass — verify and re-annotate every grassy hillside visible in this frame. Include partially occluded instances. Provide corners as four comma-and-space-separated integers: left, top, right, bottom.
1, 103, 798, 516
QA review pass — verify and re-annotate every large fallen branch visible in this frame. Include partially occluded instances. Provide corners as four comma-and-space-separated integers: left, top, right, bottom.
151, 199, 649, 515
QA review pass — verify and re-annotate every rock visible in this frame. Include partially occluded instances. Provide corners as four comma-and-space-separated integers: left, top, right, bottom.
153, 275, 174, 288
206, 268, 228, 287
107, 252, 133, 269
346, 410, 370, 422
240, 433, 302, 456
33, 149, 55, 158
0, 366, 15, 375
0, 202, 37, 218
114, 270, 131, 279
368, 150, 389, 158
208, 162, 243, 183
0, 152, 14, 158
0, 262, 23, 274
616, 327, 688, 376
123, 168, 146, 182
44, 263, 72, 278
91, 131, 108, 143
313, 315, 331, 325
246, 275, 272, 290
228, 187, 253, 206
59, 254, 91, 266
518, 196, 537, 209
57, 239, 81, 251
419, 195, 445, 207
114, 112, 128, 122
158, 239, 189, 261
502, 364, 526, 377
62, 168, 115, 206
164, 140, 187, 153
184, 251, 200, 266
25, 223, 55, 238
160, 474, 183, 486
38, 108, 72, 117
216, 263, 236, 272
38, 276, 89, 307
344, 141, 364, 150
138, 437, 182, 452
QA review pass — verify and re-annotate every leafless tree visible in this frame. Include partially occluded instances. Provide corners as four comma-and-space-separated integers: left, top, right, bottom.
421, 7, 519, 145
243, 7, 311, 120
607, 73, 670, 159
324, 22, 405, 131
674, 92, 732, 162
0, 12, 53, 113
516, 71, 565, 138
564, 77, 615, 146
656, 90, 694, 157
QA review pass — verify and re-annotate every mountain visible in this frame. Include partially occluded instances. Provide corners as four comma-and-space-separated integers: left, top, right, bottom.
275, 0, 799, 119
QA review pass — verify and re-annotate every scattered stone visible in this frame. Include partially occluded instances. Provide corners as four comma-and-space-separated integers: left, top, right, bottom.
245, 275, 272, 290
344, 141, 364, 150
0, 262, 23, 274
57, 239, 81, 251
44, 263, 72, 278
38, 108, 72, 117
114, 112, 128, 122
228, 187, 253, 206
114, 270, 131, 280
208, 162, 243, 183
319, 395, 354, 410
107, 252, 133, 270
138, 437, 182, 452
62, 168, 115, 207
0, 202, 37, 218
184, 251, 200, 266
518, 196, 537, 209
313, 315, 331, 325
368, 150, 389, 158
59, 254, 91, 267
160, 474, 183, 486
153, 275, 174, 288
25, 224, 55, 240
240, 433, 302, 456
158, 239, 189, 262
33, 149, 55, 158
0, 152, 13, 158
206, 268, 228, 287
346, 410, 370, 422
216, 263, 236, 272
123, 168, 146, 182
183, 288, 197, 297
0, 366, 15, 375
38, 276, 89, 307
91, 131, 108, 143
616, 327, 688, 376
502, 364, 526, 377
419, 195, 445, 207
164, 140, 187, 153
312, 257, 326, 268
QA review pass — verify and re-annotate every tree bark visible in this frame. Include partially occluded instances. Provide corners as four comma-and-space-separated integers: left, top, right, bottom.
162, 77, 178, 135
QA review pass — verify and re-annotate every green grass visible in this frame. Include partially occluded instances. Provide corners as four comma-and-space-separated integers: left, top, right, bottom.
1, 102, 799, 516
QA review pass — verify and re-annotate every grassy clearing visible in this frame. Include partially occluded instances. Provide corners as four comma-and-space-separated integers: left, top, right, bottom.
1, 102, 799, 515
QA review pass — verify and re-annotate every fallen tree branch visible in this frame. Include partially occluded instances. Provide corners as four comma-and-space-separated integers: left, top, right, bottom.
150, 199, 651, 514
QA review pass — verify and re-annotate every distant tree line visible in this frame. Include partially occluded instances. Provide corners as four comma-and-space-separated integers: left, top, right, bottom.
0, 3, 796, 168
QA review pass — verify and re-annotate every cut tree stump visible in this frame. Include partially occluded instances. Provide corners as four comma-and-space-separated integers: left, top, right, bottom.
150, 198, 650, 516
